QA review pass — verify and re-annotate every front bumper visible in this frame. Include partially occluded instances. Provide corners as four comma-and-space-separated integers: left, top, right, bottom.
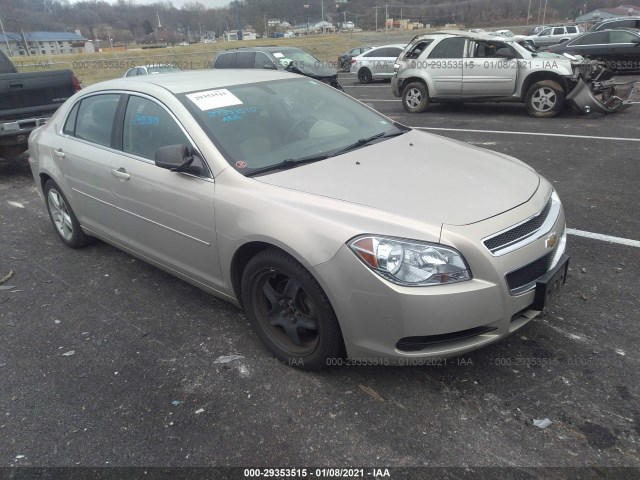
312, 187, 567, 364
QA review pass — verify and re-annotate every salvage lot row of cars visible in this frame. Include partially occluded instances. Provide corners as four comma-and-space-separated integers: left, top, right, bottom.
21, 27, 637, 370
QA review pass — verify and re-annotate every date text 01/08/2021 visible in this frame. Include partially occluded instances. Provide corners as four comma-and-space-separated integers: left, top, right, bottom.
243, 468, 391, 478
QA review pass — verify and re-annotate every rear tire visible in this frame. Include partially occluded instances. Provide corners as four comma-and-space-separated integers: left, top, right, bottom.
358, 68, 372, 84
43, 180, 93, 248
402, 82, 430, 113
241, 248, 344, 370
525, 80, 565, 118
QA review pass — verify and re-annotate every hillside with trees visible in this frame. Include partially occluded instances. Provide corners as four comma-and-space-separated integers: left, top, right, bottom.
0, 0, 629, 44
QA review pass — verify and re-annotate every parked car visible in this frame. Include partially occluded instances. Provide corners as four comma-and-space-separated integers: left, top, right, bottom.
123, 64, 180, 77
391, 30, 631, 117
28, 69, 569, 369
337, 46, 375, 71
352, 44, 406, 83
545, 29, 640, 72
0, 49, 81, 160
524, 25, 546, 36
490, 30, 515, 37
212, 46, 343, 90
518, 25, 584, 47
589, 16, 640, 31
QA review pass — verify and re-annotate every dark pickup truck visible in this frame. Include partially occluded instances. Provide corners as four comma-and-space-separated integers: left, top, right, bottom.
1, 49, 80, 159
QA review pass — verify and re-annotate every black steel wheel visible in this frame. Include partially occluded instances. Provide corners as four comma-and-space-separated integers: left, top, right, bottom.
241, 249, 344, 370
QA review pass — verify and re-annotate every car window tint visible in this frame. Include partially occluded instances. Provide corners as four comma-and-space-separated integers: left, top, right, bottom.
125, 69, 135, 77
255, 52, 275, 69
566, 27, 577, 34
74, 94, 120, 147
63, 102, 80, 136
236, 52, 256, 68
122, 96, 190, 161
404, 40, 433, 59
552, 27, 564, 35
214, 53, 235, 68
574, 31, 608, 45
428, 37, 466, 59
539, 28, 551, 36
611, 30, 638, 43
610, 20, 634, 29
363, 49, 379, 57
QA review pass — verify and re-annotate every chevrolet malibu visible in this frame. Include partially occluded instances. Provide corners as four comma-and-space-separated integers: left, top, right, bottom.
28, 70, 569, 370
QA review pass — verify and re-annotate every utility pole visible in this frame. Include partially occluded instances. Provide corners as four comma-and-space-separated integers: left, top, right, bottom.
526, 0, 532, 25
321, 0, 325, 34
542, 0, 548, 25
385, 3, 388, 31
374, 6, 379, 31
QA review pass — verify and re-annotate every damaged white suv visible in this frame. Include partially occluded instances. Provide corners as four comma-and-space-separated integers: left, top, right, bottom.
391, 30, 631, 117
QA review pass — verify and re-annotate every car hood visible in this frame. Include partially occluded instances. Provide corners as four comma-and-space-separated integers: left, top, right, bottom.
256, 130, 540, 226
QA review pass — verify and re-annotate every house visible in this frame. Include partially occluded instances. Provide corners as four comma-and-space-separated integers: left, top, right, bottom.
575, 4, 640, 23
0, 31, 88, 57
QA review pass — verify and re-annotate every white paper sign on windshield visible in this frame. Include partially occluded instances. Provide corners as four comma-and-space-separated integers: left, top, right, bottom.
186, 89, 243, 111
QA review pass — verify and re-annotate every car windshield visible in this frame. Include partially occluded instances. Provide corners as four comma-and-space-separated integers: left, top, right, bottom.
274, 49, 320, 68
179, 78, 406, 175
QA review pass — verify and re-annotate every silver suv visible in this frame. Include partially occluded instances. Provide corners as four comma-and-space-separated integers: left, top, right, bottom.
391, 30, 625, 117
520, 25, 584, 47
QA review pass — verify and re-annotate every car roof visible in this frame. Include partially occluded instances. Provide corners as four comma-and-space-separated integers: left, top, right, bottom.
218, 46, 307, 53
82, 69, 299, 95
412, 29, 510, 43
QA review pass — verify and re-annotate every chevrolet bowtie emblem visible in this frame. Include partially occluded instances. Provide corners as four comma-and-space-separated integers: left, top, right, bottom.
545, 232, 558, 249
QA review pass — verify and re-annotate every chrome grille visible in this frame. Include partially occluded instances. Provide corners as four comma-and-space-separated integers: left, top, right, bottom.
484, 196, 553, 255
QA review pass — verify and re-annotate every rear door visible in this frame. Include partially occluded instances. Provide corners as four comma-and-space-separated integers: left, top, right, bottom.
54, 93, 123, 237
424, 37, 465, 96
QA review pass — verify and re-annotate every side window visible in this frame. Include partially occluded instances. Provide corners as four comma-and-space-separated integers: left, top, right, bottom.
214, 52, 235, 68
122, 96, 190, 161
552, 27, 564, 35
63, 102, 80, 135
363, 49, 379, 57
74, 94, 120, 147
235, 52, 255, 68
574, 31, 608, 45
428, 37, 466, 59
125, 68, 135, 77
611, 20, 634, 29
538, 28, 551, 36
611, 30, 637, 43
255, 52, 275, 69
405, 40, 433, 59
566, 26, 577, 34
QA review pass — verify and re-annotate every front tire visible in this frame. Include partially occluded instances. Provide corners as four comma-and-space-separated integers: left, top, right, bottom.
44, 180, 92, 248
241, 249, 344, 370
358, 67, 372, 84
525, 80, 565, 118
402, 82, 430, 113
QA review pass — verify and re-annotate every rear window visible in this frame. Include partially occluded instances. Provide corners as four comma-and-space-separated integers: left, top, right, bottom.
73, 94, 120, 147
235, 52, 256, 68
573, 31, 608, 45
214, 53, 235, 68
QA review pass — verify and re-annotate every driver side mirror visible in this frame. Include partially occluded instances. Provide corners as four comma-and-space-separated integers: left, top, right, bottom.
155, 144, 204, 175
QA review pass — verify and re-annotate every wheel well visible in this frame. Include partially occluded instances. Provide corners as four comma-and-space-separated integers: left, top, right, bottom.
521, 72, 568, 100
399, 77, 427, 96
230, 241, 275, 307
39, 173, 53, 192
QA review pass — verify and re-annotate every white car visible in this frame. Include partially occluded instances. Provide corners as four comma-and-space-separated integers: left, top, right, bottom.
352, 44, 406, 83
124, 64, 180, 77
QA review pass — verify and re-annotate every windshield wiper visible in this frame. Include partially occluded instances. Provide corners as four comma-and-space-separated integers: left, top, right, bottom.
330, 130, 406, 157
244, 154, 329, 177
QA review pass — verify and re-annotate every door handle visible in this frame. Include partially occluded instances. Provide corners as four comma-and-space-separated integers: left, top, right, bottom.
8, 81, 23, 88
54, 148, 65, 158
111, 168, 130, 180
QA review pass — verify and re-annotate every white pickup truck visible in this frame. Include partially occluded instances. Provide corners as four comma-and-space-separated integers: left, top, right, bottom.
391, 30, 631, 117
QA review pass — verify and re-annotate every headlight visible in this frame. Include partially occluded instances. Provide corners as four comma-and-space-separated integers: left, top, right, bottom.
348, 235, 472, 286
